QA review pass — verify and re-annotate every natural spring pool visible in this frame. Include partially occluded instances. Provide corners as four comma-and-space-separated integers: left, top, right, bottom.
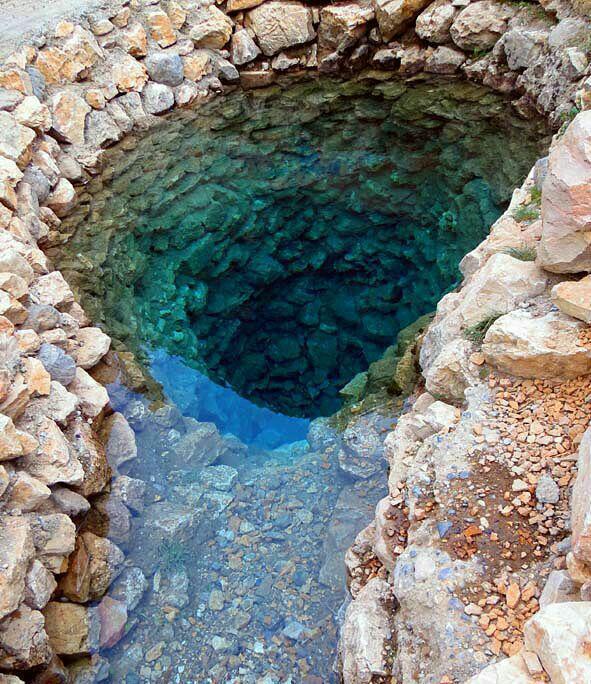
55, 76, 548, 682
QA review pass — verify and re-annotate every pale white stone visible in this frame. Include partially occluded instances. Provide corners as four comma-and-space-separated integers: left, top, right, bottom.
539, 111, 591, 273
483, 310, 591, 379
524, 602, 591, 684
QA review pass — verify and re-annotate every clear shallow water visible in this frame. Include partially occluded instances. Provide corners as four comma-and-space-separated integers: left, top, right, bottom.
54, 76, 548, 682
149, 351, 310, 449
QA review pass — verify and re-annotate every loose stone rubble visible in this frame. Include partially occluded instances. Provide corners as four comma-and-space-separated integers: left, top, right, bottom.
1, 0, 591, 681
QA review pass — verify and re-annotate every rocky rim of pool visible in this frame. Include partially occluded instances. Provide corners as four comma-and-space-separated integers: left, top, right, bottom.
1, 1, 591, 684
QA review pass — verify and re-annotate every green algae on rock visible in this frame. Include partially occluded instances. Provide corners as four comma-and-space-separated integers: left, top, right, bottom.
55, 76, 548, 418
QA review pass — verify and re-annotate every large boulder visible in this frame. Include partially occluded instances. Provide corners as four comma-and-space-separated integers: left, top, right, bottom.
34, 27, 102, 84
466, 655, 538, 683
500, 27, 548, 72
19, 416, 84, 486
539, 570, 580, 609
231, 29, 261, 66
43, 602, 100, 656
0, 516, 34, 620
424, 338, 479, 401
246, 1, 315, 56
338, 578, 393, 683
425, 45, 465, 74
0, 605, 52, 670
144, 52, 184, 87
450, 1, 514, 51
524, 602, 591, 684
67, 418, 111, 497
68, 368, 109, 419
482, 310, 591, 379
98, 412, 136, 470
0, 112, 35, 168
60, 532, 124, 603
187, 5, 233, 49
25, 559, 57, 611
373, 0, 432, 41
538, 112, 591, 273
415, 0, 458, 45
142, 82, 174, 115
318, 3, 374, 57
172, 421, 226, 468
0, 414, 27, 460
420, 253, 547, 372
112, 54, 148, 93
551, 275, 591, 323
49, 91, 90, 146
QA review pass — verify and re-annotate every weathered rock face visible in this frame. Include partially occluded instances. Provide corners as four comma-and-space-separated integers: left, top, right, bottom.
423, 338, 479, 401
187, 5, 233, 49
246, 1, 315, 56
571, 427, 591, 566
43, 602, 100, 656
318, 3, 374, 57
465, 654, 539, 683
59, 532, 124, 603
539, 112, 591, 273
0, 605, 52, 670
552, 275, 591, 323
0, 517, 34, 620
339, 578, 393, 683
450, 1, 514, 51
524, 603, 591, 684
482, 310, 591, 379
415, 0, 457, 45
421, 253, 547, 373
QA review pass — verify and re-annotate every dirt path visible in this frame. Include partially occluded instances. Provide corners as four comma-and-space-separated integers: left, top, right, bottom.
0, 0, 123, 58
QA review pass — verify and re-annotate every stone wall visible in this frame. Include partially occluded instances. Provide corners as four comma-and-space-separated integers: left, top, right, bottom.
0, 0, 591, 681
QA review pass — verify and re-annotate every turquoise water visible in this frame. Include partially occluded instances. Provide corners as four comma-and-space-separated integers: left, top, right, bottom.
55, 76, 547, 682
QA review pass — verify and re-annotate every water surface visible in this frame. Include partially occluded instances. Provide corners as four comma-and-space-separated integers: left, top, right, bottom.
55, 76, 548, 683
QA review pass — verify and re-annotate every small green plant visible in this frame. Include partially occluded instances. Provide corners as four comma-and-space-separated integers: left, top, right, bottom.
561, 106, 581, 124
158, 539, 188, 569
529, 186, 542, 204
558, 105, 581, 137
513, 204, 540, 222
471, 47, 491, 60
505, 243, 537, 261
464, 313, 503, 344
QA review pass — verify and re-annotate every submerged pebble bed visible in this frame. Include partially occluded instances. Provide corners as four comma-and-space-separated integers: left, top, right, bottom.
54, 77, 547, 682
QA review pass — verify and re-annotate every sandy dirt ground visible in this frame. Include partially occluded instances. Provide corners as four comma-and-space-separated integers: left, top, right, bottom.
0, 0, 124, 57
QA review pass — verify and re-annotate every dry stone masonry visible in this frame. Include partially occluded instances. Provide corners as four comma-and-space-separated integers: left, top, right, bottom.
1, 0, 591, 681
